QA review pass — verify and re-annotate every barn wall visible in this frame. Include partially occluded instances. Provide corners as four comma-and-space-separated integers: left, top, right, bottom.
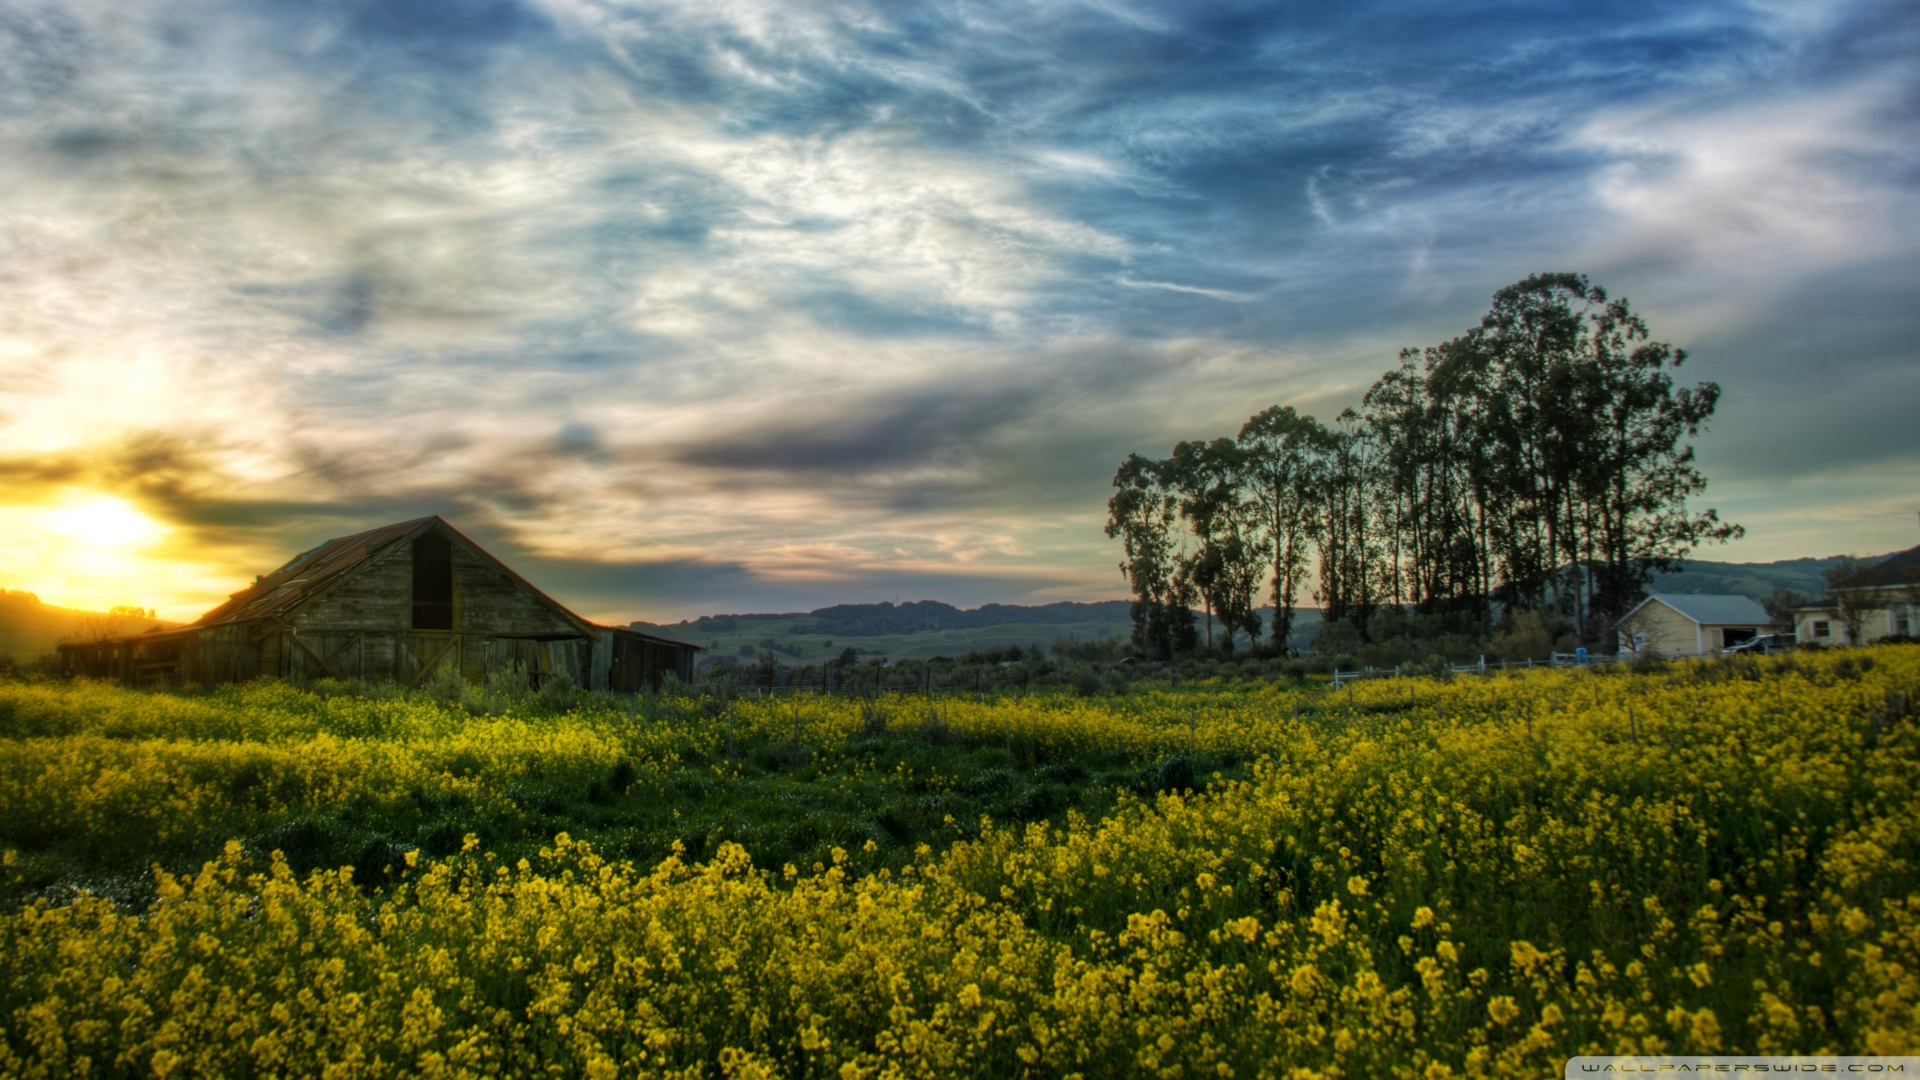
59, 525, 693, 690
449, 545, 580, 637
607, 632, 699, 692
292, 548, 410, 632
284, 536, 580, 638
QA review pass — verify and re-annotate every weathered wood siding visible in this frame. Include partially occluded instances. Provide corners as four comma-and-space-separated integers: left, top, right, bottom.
609, 631, 696, 691
59, 524, 702, 690
448, 544, 580, 637
290, 547, 410, 632
262, 535, 592, 685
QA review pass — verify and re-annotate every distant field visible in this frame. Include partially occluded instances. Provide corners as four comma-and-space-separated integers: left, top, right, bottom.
637, 615, 1138, 663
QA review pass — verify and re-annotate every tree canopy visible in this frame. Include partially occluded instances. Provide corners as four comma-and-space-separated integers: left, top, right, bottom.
1108, 273, 1740, 656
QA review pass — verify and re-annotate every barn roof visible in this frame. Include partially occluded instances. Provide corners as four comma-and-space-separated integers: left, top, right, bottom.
193, 517, 438, 626
190, 516, 632, 643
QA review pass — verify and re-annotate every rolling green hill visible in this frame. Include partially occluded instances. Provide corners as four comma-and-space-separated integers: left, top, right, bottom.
633, 601, 1141, 667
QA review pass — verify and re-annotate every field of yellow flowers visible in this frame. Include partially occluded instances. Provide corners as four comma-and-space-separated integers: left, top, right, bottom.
3, 647, 1919, 1076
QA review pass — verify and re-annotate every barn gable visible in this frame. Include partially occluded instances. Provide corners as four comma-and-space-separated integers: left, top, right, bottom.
60, 517, 698, 691
274, 519, 590, 640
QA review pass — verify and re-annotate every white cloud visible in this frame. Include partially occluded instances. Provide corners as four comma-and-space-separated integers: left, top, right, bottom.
1571, 76, 1920, 325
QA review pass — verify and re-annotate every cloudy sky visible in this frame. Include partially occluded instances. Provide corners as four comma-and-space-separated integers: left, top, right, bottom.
0, 0, 1915, 623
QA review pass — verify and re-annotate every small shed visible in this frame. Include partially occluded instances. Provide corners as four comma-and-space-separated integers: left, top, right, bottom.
1616, 593, 1771, 657
60, 516, 698, 691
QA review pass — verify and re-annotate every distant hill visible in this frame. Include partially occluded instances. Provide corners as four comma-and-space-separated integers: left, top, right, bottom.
1647, 551, 1902, 602
0, 591, 176, 664
636, 550, 1907, 667
634, 599, 1324, 665
633, 601, 1142, 666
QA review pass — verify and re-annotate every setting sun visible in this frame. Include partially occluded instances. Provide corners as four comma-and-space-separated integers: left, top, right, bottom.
43, 496, 166, 549
0, 494, 233, 620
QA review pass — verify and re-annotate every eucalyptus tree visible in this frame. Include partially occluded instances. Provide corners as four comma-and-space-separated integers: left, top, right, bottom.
1169, 437, 1269, 654
1104, 272, 1738, 655
1568, 292, 1741, 637
1367, 344, 1489, 619
1237, 405, 1327, 651
1435, 273, 1599, 615
1106, 453, 1198, 659
1312, 409, 1383, 633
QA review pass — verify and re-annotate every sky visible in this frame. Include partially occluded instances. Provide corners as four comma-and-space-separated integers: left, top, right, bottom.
0, 0, 1916, 624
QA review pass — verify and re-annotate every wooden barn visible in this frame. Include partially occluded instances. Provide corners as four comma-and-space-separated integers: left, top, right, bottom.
60, 517, 698, 691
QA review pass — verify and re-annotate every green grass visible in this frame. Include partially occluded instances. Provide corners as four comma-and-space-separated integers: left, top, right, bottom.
0, 680, 1237, 911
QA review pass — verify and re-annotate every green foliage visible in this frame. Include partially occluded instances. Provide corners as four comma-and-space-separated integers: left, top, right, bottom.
0, 677, 1182, 909
1110, 273, 1742, 656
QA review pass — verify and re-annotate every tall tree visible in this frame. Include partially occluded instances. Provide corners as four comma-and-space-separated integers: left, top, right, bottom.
1571, 291, 1741, 638
1169, 437, 1268, 655
1106, 453, 1198, 659
1433, 274, 1738, 643
1237, 405, 1326, 651
1105, 272, 1739, 657
1312, 410, 1382, 634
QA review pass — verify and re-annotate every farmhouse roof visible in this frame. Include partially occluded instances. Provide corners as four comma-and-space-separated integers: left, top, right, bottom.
1629, 593, 1770, 626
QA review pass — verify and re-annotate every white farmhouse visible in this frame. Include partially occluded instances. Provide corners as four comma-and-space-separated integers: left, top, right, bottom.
1796, 544, 1920, 647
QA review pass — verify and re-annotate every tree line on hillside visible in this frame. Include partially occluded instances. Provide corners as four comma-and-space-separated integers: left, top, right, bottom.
1108, 274, 1742, 660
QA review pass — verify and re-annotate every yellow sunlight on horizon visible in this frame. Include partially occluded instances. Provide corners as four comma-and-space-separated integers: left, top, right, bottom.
0, 493, 231, 620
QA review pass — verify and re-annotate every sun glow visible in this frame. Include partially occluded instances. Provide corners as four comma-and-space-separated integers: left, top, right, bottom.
44, 496, 166, 549
0, 493, 232, 620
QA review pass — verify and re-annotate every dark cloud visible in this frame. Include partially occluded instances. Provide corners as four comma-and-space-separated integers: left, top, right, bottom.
249, 0, 554, 72
673, 383, 1032, 475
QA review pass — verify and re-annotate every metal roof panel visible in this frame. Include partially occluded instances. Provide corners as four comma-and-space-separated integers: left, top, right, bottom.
1645, 593, 1770, 626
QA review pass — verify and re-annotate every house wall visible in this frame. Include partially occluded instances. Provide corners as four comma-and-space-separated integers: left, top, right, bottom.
1797, 595, 1918, 646
1628, 600, 1705, 657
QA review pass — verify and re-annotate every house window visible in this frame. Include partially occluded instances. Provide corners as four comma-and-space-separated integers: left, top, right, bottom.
1899, 608, 1914, 637
412, 533, 454, 630
1811, 619, 1830, 639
